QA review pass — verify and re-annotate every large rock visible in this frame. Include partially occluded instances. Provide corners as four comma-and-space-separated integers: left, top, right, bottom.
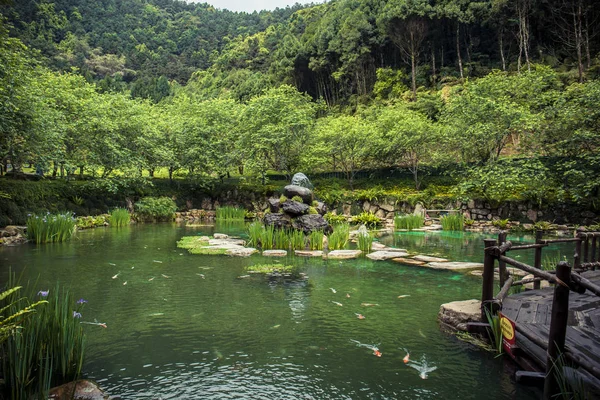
49, 380, 108, 400
283, 185, 313, 205
426, 261, 484, 270
392, 257, 426, 266
282, 200, 309, 216
268, 197, 281, 213
263, 249, 287, 257
315, 201, 327, 215
226, 248, 258, 257
438, 299, 482, 331
292, 214, 332, 234
264, 213, 292, 229
291, 172, 313, 189
326, 250, 362, 259
295, 250, 323, 257
366, 251, 409, 260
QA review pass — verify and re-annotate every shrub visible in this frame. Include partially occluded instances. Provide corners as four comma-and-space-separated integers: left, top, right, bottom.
291, 195, 303, 203
215, 206, 246, 220
324, 212, 347, 225
394, 214, 424, 230
135, 197, 176, 221
352, 212, 381, 228
26, 212, 76, 244
491, 219, 509, 229
109, 208, 130, 227
440, 213, 464, 231
75, 215, 108, 229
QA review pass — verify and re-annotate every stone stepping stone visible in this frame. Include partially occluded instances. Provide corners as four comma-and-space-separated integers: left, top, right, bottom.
366, 251, 409, 260
413, 224, 442, 231
226, 248, 258, 257
522, 274, 551, 290
413, 255, 449, 263
371, 242, 387, 250
295, 250, 323, 257
263, 250, 287, 257
208, 238, 246, 247
213, 233, 229, 239
326, 250, 362, 259
392, 257, 426, 266
438, 299, 481, 331
426, 261, 484, 270
470, 267, 529, 278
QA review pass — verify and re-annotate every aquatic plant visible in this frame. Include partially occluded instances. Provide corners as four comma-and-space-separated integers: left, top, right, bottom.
177, 236, 210, 250
247, 221, 264, 247
289, 229, 306, 251
260, 224, 275, 250
188, 247, 227, 255
357, 229, 374, 253
551, 352, 589, 400
135, 196, 177, 221
324, 212, 347, 225
352, 212, 381, 228
394, 214, 424, 230
75, 215, 108, 229
26, 212, 76, 244
328, 223, 350, 250
2, 284, 85, 399
309, 230, 324, 250
440, 213, 464, 231
215, 206, 246, 220
484, 309, 503, 354
0, 286, 47, 345
542, 253, 566, 271
273, 229, 290, 250
245, 264, 295, 274
109, 208, 130, 227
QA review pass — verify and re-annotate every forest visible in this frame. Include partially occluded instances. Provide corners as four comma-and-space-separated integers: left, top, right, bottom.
1, 0, 600, 214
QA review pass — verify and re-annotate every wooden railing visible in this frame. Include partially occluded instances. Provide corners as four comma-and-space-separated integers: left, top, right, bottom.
480, 230, 600, 399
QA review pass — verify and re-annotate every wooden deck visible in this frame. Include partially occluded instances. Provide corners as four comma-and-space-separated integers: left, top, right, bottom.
502, 270, 600, 389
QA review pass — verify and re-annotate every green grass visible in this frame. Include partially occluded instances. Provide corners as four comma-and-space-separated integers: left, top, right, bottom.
26, 212, 76, 244
357, 231, 374, 253
260, 225, 275, 250
177, 236, 210, 250
273, 229, 290, 250
328, 223, 350, 250
247, 222, 264, 247
394, 214, 424, 230
309, 230, 324, 250
484, 309, 503, 354
440, 213, 464, 231
289, 229, 306, 251
216, 206, 246, 220
109, 208, 130, 227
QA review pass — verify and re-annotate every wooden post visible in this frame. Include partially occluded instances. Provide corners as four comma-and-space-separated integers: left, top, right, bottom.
583, 234, 590, 264
498, 232, 507, 288
591, 234, 597, 269
534, 230, 543, 290
575, 233, 582, 271
543, 261, 571, 400
482, 238, 497, 321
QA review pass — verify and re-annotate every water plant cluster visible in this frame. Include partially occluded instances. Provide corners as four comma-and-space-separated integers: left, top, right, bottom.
394, 214, 424, 231
440, 214, 464, 231
328, 223, 350, 250
26, 212, 76, 244
245, 264, 295, 274
109, 208, 130, 227
75, 215, 108, 229
215, 206, 246, 220
246, 222, 314, 251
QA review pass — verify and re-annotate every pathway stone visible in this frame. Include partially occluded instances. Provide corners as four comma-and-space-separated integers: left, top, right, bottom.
366, 251, 409, 260
426, 261, 484, 270
295, 250, 323, 257
438, 299, 482, 331
263, 250, 288, 257
413, 255, 449, 263
413, 224, 443, 231
326, 250, 362, 259
226, 248, 258, 257
391, 257, 426, 266
208, 238, 246, 247
522, 274, 551, 290
213, 233, 229, 239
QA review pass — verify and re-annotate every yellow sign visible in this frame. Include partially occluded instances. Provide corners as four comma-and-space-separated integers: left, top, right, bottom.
500, 316, 515, 341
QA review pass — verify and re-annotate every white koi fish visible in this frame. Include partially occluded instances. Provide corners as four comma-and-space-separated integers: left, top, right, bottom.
331, 301, 343, 307
407, 355, 437, 379
350, 339, 382, 357
112, 273, 120, 279
329, 288, 337, 293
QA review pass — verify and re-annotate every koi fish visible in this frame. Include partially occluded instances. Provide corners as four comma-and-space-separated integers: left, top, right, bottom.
346, 293, 351, 298
361, 303, 379, 307
131, 266, 135, 269
407, 355, 437, 379
331, 301, 343, 307
403, 349, 410, 364
161, 274, 170, 278
355, 313, 365, 320
153, 260, 163, 263
81, 321, 107, 328
350, 339, 381, 357
330, 288, 337, 293
123, 281, 127, 285
196, 273, 205, 279
112, 273, 120, 279
148, 277, 155, 281
419, 329, 426, 338
237, 275, 250, 279
397, 295, 410, 298
108, 263, 116, 266
271, 324, 281, 329
373, 349, 382, 357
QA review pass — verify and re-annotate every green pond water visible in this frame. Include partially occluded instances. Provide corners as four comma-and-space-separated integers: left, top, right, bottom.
1, 224, 573, 399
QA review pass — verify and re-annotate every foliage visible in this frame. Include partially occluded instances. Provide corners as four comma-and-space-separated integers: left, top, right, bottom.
289, 229, 306, 251
0, 286, 47, 345
273, 229, 290, 250
134, 196, 176, 221
324, 212, 347, 225
440, 214, 464, 231
109, 208, 130, 227
491, 219, 509, 229
26, 212, 76, 244
215, 206, 246, 220
188, 247, 227, 255
352, 212, 381, 228
260, 224, 275, 250
176, 236, 209, 251
533, 221, 554, 231
246, 221, 264, 247
245, 264, 295, 274
279, 195, 288, 203
357, 230, 374, 253
484, 309, 503, 354
291, 195, 303, 203
75, 215, 108, 229
328, 223, 350, 250
394, 214, 424, 230
308, 230, 324, 250
308, 206, 318, 215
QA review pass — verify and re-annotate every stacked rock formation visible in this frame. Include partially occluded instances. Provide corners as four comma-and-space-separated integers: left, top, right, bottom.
264, 173, 332, 234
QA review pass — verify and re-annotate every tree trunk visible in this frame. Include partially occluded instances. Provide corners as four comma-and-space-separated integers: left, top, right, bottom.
456, 24, 464, 80
575, 1, 584, 82
499, 29, 506, 71
79, 165, 84, 176
168, 167, 173, 181
149, 168, 155, 177
431, 47, 436, 85
411, 51, 417, 99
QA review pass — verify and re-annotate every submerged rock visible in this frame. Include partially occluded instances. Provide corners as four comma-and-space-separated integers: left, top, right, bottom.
426, 261, 484, 270
438, 299, 481, 331
48, 380, 108, 400
392, 257, 426, 266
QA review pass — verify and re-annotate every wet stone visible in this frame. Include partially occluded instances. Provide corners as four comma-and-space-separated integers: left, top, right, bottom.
392, 258, 426, 266
263, 250, 287, 257
326, 250, 362, 259
366, 251, 409, 260
295, 250, 323, 257
413, 255, 449, 263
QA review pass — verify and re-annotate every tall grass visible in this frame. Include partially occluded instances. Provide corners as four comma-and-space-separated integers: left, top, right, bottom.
289, 230, 306, 251
26, 213, 76, 244
273, 229, 290, 250
328, 223, 350, 250
260, 224, 275, 250
440, 213, 464, 231
357, 231, 374, 253
394, 214, 424, 230
309, 230, 324, 250
247, 221, 264, 247
110, 208, 130, 227
484, 308, 503, 354
2, 284, 85, 399
216, 206, 246, 220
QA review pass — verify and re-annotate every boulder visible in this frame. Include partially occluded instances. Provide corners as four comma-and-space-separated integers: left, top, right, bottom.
264, 213, 292, 229
292, 214, 332, 234
366, 251, 409, 260
268, 197, 281, 213
283, 185, 313, 205
226, 248, 258, 257
413, 255, 449, 263
291, 172, 313, 189
380, 203, 395, 212
392, 257, 426, 266
263, 249, 287, 257
282, 200, 309, 216
48, 380, 108, 400
438, 299, 482, 331
315, 201, 327, 215
326, 250, 362, 259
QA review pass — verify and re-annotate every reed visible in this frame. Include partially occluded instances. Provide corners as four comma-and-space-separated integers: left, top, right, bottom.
273, 229, 290, 250
26, 212, 76, 244
2, 284, 85, 399
308, 230, 324, 250
328, 223, 349, 250
246, 221, 264, 247
484, 308, 503, 354
289, 229, 306, 251
215, 206, 246, 220
394, 214, 424, 230
440, 214, 464, 231
260, 224, 275, 250
357, 231, 374, 253
110, 208, 130, 227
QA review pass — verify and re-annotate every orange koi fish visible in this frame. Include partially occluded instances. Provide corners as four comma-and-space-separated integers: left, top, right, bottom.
355, 313, 366, 320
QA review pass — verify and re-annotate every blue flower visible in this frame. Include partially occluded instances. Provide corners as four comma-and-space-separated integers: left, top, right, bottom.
37, 290, 49, 297
73, 311, 82, 318
76, 298, 88, 304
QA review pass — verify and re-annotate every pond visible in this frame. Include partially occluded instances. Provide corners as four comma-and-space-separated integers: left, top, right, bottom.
1, 224, 572, 399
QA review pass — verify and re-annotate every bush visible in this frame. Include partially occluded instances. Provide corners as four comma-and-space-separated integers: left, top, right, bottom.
352, 212, 381, 228
279, 195, 288, 203
134, 197, 177, 221
324, 212, 347, 224
328, 223, 350, 250
491, 219, 509, 229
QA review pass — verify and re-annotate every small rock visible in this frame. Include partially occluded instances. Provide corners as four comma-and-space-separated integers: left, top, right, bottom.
392, 257, 426, 266
438, 299, 481, 331
263, 250, 287, 257
325, 250, 362, 259
366, 251, 409, 260
226, 248, 258, 257
379, 203, 395, 212
268, 197, 281, 213
522, 274, 551, 290
413, 255, 449, 263
213, 233, 229, 239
